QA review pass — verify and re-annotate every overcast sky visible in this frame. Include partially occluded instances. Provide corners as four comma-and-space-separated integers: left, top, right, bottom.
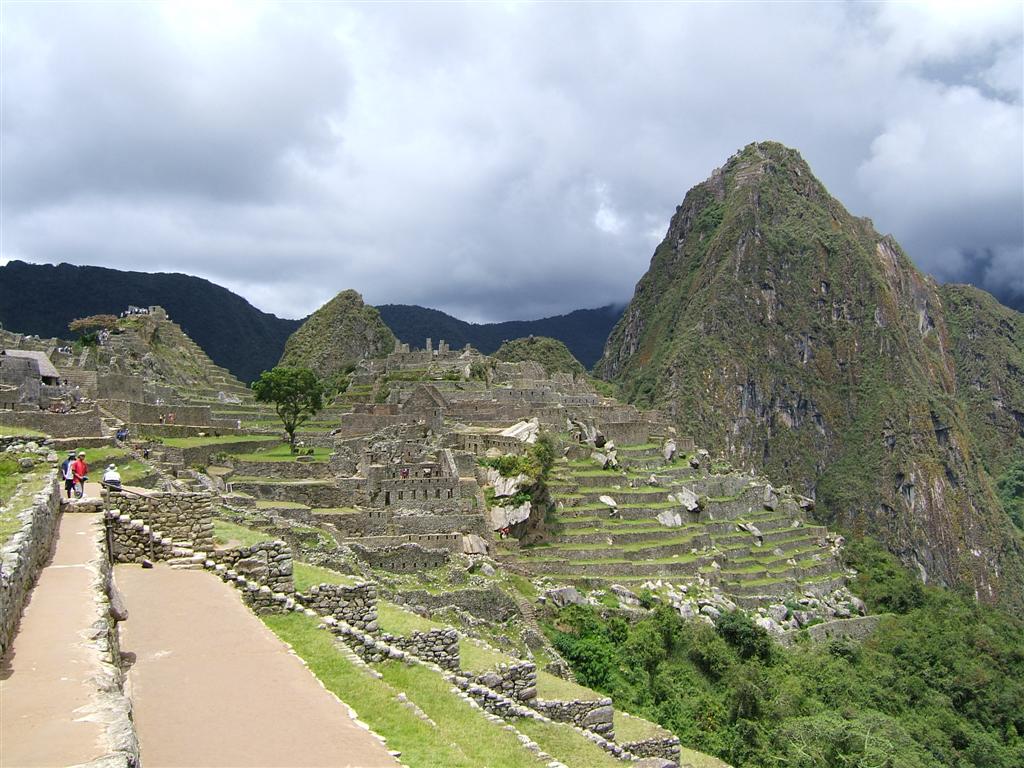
2, 1, 1021, 321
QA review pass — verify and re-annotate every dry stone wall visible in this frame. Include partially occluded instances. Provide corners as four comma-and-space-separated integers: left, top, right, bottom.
211, 541, 295, 595
381, 628, 460, 671
0, 409, 102, 437
473, 661, 538, 703
0, 472, 60, 656
534, 698, 615, 738
298, 582, 377, 631
104, 490, 214, 549
105, 511, 177, 563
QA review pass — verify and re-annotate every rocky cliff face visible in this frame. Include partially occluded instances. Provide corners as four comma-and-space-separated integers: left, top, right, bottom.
279, 290, 395, 380
597, 141, 1024, 612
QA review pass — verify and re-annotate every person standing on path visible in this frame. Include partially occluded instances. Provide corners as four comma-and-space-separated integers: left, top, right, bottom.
71, 452, 88, 496
60, 451, 76, 498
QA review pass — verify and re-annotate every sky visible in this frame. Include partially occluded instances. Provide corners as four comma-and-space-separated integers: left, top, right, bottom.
1, 1, 1022, 321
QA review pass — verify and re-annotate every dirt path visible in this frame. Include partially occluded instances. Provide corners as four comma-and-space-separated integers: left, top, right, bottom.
0, 513, 108, 767
116, 564, 399, 768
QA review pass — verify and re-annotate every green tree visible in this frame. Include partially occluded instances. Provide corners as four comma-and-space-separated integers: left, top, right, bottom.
996, 458, 1024, 530
251, 367, 324, 452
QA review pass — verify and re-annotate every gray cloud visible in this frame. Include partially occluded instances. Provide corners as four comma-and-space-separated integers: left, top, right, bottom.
1, 2, 1021, 320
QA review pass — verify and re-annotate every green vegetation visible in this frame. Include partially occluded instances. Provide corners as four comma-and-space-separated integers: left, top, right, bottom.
458, 638, 515, 672
251, 366, 325, 452
278, 289, 395, 380
161, 434, 278, 448
78, 445, 154, 485
996, 458, 1024, 530
293, 562, 356, 591
513, 718, 623, 767
377, 602, 445, 635
261, 613, 545, 768
233, 444, 332, 462
545, 538, 1024, 767
492, 336, 586, 377
212, 519, 271, 548
0, 464, 49, 545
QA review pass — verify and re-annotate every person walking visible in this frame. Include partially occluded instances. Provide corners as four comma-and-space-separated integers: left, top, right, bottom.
60, 451, 76, 498
71, 452, 89, 498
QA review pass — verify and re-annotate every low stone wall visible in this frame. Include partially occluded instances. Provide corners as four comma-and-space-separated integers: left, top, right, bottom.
136, 423, 243, 439
298, 582, 377, 631
211, 540, 295, 595
381, 628, 460, 671
473, 661, 537, 703
534, 697, 615, 738
779, 614, 886, 646
105, 511, 177, 563
0, 409, 102, 438
621, 736, 681, 763
104, 490, 214, 549
228, 480, 353, 508
0, 471, 60, 657
86, 517, 142, 766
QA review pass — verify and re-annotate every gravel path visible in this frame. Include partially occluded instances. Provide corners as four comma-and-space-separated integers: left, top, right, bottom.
117, 563, 399, 767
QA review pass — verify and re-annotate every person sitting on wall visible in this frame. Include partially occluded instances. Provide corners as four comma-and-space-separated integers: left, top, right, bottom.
102, 464, 122, 490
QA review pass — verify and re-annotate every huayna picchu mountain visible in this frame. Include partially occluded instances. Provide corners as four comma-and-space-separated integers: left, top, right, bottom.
597, 141, 1024, 613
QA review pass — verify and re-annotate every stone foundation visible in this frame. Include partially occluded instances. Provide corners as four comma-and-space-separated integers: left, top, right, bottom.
298, 582, 377, 631
211, 540, 295, 595
104, 489, 214, 549
382, 628, 460, 671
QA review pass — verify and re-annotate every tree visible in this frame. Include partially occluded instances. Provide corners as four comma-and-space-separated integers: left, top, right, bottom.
251, 367, 324, 452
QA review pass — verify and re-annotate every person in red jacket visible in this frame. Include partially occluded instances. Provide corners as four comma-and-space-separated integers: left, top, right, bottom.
71, 452, 88, 497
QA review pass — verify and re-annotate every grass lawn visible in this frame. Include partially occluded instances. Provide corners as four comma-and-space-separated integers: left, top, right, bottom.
0, 427, 47, 438
254, 499, 310, 509
0, 466, 50, 546
160, 435, 279, 448
293, 562, 357, 591
77, 446, 154, 485
614, 710, 671, 742
233, 444, 332, 462
513, 718, 622, 768
261, 612, 546, 768
377, 602, 445, 635
212, 519, 273, 548
458, 638, 516, 672
536, 670, 603, 701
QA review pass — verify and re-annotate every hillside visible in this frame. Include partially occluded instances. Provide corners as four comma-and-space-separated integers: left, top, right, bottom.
492, 336, 586, 376
597, 141, 1024, 613
0, 261, 300, 384
278, 289, 395, 380
377, 304, 623, 369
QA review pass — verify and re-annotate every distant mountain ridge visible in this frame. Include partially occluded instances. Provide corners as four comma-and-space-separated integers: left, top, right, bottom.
376, 303, 624, 368
0, 261, 301, 383
0, 261, 623, 380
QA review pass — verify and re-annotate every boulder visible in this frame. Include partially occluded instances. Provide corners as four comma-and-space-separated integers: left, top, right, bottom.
669, 486, 700, 513
768, 603, 788, 622
108, 579, 129, 622
656, 509, 683, 527
633, 758, 677, 768
762, 484, 779, 510
662, 439, 677, 462
489, 501, 532, 530
462, 534, 489, 555
545, 586, 585, 609
598, 494, 618, 510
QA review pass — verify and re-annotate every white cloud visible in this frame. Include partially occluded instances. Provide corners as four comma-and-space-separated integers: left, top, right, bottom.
1, 1, 1021, 319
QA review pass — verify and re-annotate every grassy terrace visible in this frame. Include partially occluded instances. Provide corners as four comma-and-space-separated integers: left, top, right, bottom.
293, 562, 357, 591
0, 465, 50, 545
213, 518, 272, 548
159, 435, 279, 448
614, 710, 672, 742
232, 444, 332, 462
79, 445, 155, 485
377, 602, 446, 635
262, 613, 551, 768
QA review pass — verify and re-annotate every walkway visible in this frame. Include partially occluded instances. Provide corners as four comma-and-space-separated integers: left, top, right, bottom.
0, 512, 109, 766
116, 564, 399, 767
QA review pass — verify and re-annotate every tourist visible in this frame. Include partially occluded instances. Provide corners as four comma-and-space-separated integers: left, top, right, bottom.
60, 451, 76, 498
102, 464, 122, 490
71, 452, 88, 497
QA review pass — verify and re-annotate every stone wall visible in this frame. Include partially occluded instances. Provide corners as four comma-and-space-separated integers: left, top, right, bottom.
397, 586, 520, 622
621, 736, 681, 763
472, 661, 537, 703
228, 480, 353, 509
0, 472, 60, 657
0, 409, 102, 438
779, 614, 886, 646
136, 423, 244, 439
381, 628, 460, 671
351, 542, 450, 572
534, 697, 615, 738
298, 582, 377, 631
104, 490, 215, 550
211, 540, 295, 595
227, 459, 334, 480
105, 511, 177, 563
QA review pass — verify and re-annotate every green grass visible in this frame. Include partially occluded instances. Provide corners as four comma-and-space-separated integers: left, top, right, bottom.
377, 602, 445, 635
614, 710, 671, 742
0, 426, 47, 438
253, 499, 310, 509
76, 446, 154, 485
261, 613, 545, 768
212, 519, 272, 548
160, 435, 279, 448
536, 670, 603, 701
458, 638, 517, 672
293, 562, 357, 591
233, 444, 332, 462
0, 466, 50, 545
513, 718, 623, 767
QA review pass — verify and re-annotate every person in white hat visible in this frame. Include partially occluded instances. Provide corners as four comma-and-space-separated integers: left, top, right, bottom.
102, 464, 122, 490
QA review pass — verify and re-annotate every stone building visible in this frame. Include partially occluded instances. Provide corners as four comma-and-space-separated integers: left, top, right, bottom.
0, 350, 63, 406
